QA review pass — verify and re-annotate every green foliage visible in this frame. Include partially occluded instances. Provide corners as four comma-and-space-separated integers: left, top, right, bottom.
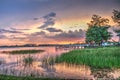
23, 56, 34, 67
55, 47, 120, 69
86, 15, 112, 45
86, 26, 112, 44
9, 50, 44, 54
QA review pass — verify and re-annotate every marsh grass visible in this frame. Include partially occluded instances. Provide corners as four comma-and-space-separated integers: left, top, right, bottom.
0, 58, 5, 65
23, 56, 35, 67
55, 47, 120, 69
8, 50, 44, 54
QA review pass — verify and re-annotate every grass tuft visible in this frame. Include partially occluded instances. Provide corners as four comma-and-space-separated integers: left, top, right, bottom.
23, 56, 35, 67
8, 50, 44, 54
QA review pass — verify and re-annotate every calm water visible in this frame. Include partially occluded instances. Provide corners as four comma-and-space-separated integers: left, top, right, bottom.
0, 47, 119, 79
0, 47, 94, 79
0, 47, 67, 63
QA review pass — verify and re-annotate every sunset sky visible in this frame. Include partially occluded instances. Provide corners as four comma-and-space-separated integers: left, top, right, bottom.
0, 0, 120, 45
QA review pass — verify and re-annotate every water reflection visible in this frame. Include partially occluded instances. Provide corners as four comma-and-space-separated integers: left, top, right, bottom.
0, 47, 73, 78
0, 61, 94, 79
0, 47, 67, 63
0, 47, 120, 79
54, 63, 93, 79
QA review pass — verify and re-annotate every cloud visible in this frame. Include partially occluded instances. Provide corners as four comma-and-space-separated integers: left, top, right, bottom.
0, 29, 26, 41
43, 12, 56, 19
30, 31, 46, 36
33, 18, 39, 20
0, 35, 7, 39
40, 20, 55, 29
10, 28, 30, 31
38, 12, 56, 29
0, 29, 23, 33
8, 35, 26, 41
11, 28, 85, 44
23, 31, 46, 42
25, 31, 47, 43
46, 28, 63, 32
46, 29, 86, 41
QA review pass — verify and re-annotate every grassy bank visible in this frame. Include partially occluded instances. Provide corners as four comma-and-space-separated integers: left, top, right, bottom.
5, 50, 44, 54
55, 47, 120, 69
0, 75, 60, 80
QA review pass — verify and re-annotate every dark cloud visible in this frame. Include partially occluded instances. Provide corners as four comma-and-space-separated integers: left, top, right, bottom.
17, 31, 46, 42
46, 28, 63, 32
33, 18, 39, 20
25, 31, 47, 43
0, 29, 23, 33
11, 37, 26, 40
38, 12, 56, 29
30, 31, 46, 36
7, 35, 27, 41
46, 29, 86, 40
10, 27, 30, 31
40, 20, 55, 29
17, 29, 85, 43
43, 12, 56, 19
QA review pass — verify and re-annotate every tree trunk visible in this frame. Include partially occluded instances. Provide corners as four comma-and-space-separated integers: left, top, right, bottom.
99, 41, 103, 47
98, 43, 101, 46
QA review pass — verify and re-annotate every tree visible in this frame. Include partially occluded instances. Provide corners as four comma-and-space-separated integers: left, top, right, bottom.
86, 15, 112, 46
87, 15, 109, 27
112, 9, 120, 42
112, 9, 120, 25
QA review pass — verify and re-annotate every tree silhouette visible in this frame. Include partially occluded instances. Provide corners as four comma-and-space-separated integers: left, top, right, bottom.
87, 15, 109, 27
112, 9, 120, 25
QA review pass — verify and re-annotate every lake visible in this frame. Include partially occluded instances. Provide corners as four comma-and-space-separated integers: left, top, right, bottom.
0, 47, 93, 79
